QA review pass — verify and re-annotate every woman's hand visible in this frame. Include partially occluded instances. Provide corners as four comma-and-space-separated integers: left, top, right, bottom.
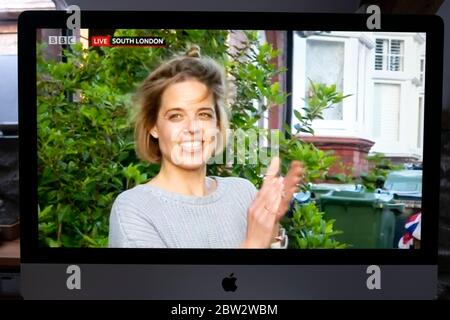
241, 157, 284, 248
241, 157, 304, 248
275, 160, 303, 221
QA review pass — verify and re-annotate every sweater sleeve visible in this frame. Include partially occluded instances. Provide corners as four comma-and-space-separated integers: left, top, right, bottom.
108, 192, 167, 248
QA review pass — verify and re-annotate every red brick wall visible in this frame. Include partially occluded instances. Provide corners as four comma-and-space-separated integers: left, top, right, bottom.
300, 136, 375, 178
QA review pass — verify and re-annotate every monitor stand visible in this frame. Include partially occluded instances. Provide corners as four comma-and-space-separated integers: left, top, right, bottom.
21, 263, 436, 299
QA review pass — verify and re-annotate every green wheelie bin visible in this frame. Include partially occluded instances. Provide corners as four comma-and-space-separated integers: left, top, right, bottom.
318, 191, 404, 248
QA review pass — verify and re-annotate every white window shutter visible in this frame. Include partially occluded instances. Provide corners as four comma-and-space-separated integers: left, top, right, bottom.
374, 83, 401, 141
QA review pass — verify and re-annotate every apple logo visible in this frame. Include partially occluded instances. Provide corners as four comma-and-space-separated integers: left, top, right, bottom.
222, 273, 238, 292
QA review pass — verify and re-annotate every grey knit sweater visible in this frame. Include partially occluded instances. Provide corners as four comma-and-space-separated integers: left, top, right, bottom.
108, 176, 257, 248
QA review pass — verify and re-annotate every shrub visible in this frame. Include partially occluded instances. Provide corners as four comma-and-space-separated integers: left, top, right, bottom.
283, 202, 346, 249
358, 152, 403, 192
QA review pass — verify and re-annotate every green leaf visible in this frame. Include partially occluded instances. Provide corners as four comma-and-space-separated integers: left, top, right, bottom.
283, 124, 292, 135
38, 205, 54, 220
294, 110, 302, 121
270, 82, 280, 95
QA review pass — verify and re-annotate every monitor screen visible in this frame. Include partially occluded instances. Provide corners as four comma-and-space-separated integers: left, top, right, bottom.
18, 11, 443, 299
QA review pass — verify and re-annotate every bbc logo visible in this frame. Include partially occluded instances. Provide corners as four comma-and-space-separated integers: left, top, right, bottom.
48, 36, 77, 45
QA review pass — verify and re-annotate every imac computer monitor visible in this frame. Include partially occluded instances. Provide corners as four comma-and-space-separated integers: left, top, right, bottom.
18, 11, 443, 299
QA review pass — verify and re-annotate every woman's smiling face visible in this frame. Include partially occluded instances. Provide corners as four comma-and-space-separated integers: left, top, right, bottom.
151, 79, 220, 170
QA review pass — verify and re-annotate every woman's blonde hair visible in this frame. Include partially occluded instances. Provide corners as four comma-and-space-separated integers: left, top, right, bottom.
134, 45, 229, 164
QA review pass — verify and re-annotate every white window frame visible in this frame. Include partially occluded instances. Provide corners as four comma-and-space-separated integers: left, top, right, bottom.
419, 56, 425, 88
369, 79, 421, 157
292, 34, 357, 133
417, 95, 424, 150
